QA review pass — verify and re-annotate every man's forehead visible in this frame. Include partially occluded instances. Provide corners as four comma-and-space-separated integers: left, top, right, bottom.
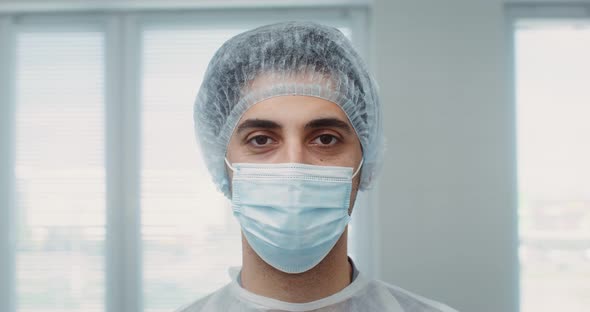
238, 95, 352, 126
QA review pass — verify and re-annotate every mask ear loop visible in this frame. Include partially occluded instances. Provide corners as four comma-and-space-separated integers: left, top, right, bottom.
352, 157, 364, 178
224, 157, 235, 172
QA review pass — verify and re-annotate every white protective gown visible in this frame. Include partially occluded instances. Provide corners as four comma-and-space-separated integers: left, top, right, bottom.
176, 259, 459, 312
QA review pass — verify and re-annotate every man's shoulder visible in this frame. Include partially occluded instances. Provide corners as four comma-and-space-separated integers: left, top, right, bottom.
370, 279, 459, 312
174, 277, 459, 312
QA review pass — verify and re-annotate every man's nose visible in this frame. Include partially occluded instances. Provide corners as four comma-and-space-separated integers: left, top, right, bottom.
280, 137, 307, 164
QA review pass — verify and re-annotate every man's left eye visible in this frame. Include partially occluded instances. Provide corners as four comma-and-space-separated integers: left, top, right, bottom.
312, 134, 339, 146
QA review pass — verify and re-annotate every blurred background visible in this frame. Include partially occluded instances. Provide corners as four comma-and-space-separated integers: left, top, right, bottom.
0, 1, 588, 312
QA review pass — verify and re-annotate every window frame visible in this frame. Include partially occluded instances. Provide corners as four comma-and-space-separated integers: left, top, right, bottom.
0, 14, 17, 312
504, 3, 590, 312
0, 6, 374, 312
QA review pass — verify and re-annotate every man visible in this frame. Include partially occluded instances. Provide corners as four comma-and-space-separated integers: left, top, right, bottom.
179, 21, 458, 312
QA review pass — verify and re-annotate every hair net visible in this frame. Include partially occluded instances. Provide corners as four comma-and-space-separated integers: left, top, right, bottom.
194, 21, 384, 198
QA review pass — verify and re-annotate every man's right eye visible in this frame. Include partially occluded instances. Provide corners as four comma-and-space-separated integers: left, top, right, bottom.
248, 135, 276, 147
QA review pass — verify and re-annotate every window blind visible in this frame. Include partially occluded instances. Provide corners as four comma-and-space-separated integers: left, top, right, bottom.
516, 21, 590, 312
15, 30, 105, 312
140, 26, 245, 312
139, 23, 352, 312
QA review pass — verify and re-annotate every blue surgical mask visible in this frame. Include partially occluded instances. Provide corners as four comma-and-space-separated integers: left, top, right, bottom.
224, 158, 363, 274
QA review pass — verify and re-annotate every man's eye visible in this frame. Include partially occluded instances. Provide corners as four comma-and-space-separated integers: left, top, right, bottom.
312, 134, 339, 146
248, 135, 275, 147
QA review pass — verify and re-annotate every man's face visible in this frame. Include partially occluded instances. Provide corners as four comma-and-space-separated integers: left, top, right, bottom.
225, 95, 363, 213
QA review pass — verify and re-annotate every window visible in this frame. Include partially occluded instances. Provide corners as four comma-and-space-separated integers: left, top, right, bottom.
515, 18, 590, 312
15, 27, 106, 312
0, 7, 369, 312
140, 25, 244, 312
139, 20, 354, 312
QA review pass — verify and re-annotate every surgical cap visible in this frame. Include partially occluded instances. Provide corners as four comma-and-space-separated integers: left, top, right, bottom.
194, 21, 384, 198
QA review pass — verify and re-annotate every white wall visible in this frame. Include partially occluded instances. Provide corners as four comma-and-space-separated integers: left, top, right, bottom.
372, 1, 519, 311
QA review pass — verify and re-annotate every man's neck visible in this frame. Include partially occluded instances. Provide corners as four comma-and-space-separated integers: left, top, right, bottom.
239, 228, 352, 303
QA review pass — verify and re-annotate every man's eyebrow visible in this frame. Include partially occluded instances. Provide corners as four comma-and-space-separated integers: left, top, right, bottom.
236, 119, 282, 134
304, 118, 352, 134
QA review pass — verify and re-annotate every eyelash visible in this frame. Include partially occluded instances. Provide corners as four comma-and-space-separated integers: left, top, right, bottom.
310, 134, 340, 146
247, 135, 277, 147
246, 134, 340, 148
